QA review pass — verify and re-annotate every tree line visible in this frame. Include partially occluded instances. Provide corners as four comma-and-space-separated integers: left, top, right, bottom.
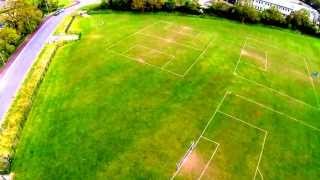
98, 0, 320, 37
0, 0, 60, 66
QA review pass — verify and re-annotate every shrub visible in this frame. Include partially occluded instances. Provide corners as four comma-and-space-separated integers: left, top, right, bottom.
205, 2, 233, 18
0, 44, 58, 173
108, 0, 132, 10
260, 7, 287, 27
231, 4, 260, 23
175, 0, 201, 14
0, 28, 21, 63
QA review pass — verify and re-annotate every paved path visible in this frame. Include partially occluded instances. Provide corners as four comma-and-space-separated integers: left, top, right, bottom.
0, 0, 98, 122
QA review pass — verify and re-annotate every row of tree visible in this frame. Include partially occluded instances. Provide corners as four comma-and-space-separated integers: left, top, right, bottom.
0, 0, 60, 66
206, 2, 319, 35
99, 0, 320, 37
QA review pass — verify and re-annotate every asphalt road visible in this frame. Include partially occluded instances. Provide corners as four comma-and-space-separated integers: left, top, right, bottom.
0, 0, 98, 122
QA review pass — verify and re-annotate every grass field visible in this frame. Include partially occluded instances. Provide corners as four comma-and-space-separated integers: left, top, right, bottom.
11, 12, 320, 179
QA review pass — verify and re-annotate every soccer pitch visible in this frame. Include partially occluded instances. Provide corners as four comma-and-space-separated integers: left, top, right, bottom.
12, 12, 320, 179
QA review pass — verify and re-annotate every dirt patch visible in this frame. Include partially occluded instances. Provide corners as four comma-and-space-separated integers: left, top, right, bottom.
177, 150, 208, 179
241, 48, 266, 67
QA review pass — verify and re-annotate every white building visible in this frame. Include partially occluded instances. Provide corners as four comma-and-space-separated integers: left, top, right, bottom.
252, 0, 320, 23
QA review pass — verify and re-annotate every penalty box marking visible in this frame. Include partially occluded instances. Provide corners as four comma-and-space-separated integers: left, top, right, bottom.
106, 21, 216, 78
171, 91, 268, 180
234, 37, 320, 110
107, 50, 183, 77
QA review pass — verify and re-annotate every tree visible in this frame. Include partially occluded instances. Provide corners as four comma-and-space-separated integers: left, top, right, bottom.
131, 0, 145, 11
0, 27, 21, 62
261, 6, 286, 27
4, 0, 42, 35
287, 9, 318, 35
37, 0, 59, 13
232, 4, 260, 23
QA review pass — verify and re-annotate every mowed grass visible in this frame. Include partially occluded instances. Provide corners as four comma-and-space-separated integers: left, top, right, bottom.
12, 12, 320, 179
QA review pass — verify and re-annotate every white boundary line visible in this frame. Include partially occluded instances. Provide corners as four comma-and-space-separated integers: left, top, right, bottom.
235, 36, 319, 110
303, 58, 320, 109
171, 90, 230, 180
246, 36, 305, 60
235, 73, 320, 110
258, 168, 264, 180
106, 21, 160, 50
197, 140, 220, 180
234, 93, 320, 132
217, 111, 268, 180
108, 50, 183, 77
182, 35, 217, 77
234, 38, 248, 75
137, 32, 203, 52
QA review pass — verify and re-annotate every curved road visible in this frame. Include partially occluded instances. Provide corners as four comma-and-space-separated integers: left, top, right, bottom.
0, 0, 98, 122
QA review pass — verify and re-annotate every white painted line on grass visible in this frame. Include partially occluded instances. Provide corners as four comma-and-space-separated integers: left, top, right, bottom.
171, 91, 229, 180
138, 32, 203, 52
254, 132, 268, 180
303, 58, 320, 108
218, 111, 267, 133
233, 38, 248, 75
108, 50, 183, 78
234, 93, 320, 132
105, 21, 160, 49
201, 136, 219, 145
235, 74, 320, 111
182, 35, 217, 77
258, 168, 264, 180
216, 111, 268, 180
198, 143, 220, 180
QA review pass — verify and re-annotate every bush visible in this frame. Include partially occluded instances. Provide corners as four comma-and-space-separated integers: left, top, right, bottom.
0, 44, 58, 174
205, 2, 233, 18
0, 28, 21, 63
108, 0, 132, 10
175, 0, 201, 14
163, 0, 176, 11
287, 9, 318, 35
231, 4, 260, 23
260, 7, 287, 27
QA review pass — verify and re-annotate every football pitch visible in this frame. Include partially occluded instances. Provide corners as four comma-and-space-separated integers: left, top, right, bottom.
12, 12, 320, 179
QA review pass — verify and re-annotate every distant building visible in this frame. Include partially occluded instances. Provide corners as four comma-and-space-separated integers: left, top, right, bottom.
251, 0, 320, 23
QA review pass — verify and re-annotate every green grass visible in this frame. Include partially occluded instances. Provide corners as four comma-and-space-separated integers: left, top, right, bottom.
11, 12, 320, 179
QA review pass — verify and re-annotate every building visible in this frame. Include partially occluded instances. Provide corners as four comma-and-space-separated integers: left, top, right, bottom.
251, 0, 320, 23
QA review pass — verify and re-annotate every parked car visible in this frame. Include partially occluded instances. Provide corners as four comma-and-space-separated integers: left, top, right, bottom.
54, 8, 65, 16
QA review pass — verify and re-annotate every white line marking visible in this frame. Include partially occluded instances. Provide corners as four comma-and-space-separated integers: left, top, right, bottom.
106, 22, 159, 49
233, 38, 248, 74
201, 136, 219, 144
198, 143, 220, 180
254, 132, 268, 180
258, 168, 264, 180
108, 50, 183, 77
182, 35, 217, 77
138, 32, 203, 52
235, 74, 320, 110
171, 91, 230, 180
218, 111, 267, 133
303, 58, 320, 108
216, 111, 268, 180
234, 93, 320, 132
246, 36, 305, 60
